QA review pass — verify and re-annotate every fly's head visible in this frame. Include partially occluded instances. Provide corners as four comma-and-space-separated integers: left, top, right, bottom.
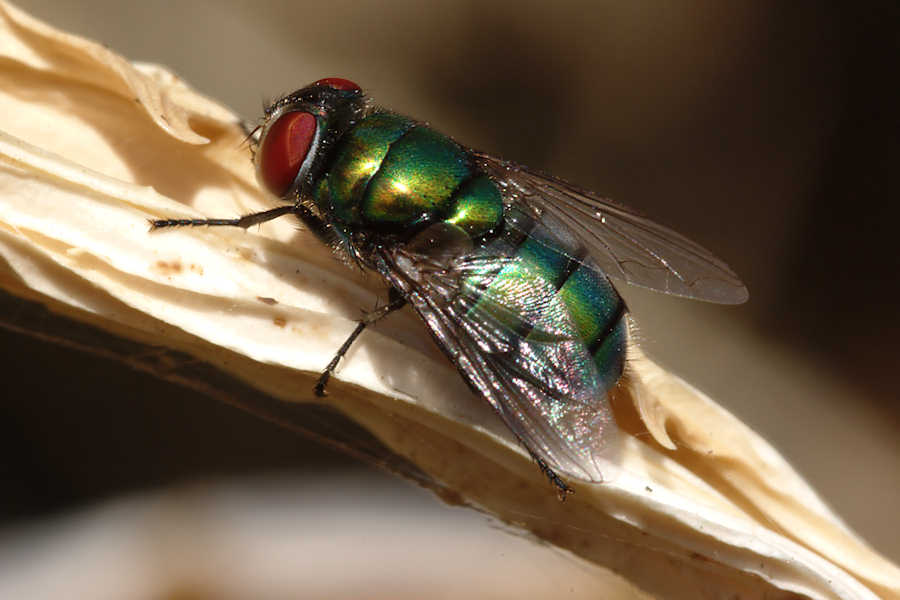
253, 78, 369, 202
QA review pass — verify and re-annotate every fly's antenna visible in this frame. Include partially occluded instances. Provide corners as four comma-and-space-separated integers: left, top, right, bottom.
239, 124, 262, 149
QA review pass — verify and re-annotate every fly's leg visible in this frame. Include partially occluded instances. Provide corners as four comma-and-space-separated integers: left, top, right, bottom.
314, 289, 407, 397
149, 205, 297, 231
525, 447, 573, 500
149, 204, 332, 243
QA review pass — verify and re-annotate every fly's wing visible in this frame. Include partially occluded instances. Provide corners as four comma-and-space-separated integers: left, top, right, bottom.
474, 153, 748, 304
376, 225, 619, 482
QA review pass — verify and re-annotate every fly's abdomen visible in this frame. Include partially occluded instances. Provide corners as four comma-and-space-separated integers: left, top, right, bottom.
460, 210, 627, 392
316, 113, 503, 236
556, 258, 627, 390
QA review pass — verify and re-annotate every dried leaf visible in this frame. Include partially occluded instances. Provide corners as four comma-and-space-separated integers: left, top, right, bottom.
1, 3, 897, 598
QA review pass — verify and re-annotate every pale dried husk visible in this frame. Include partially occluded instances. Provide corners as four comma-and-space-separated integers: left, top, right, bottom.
0, 2, 897, 599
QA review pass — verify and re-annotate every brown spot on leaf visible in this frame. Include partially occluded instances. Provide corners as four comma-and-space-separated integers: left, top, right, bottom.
257, 296, 278, 305
273, 317, 287, 328
152, 260, 183, 275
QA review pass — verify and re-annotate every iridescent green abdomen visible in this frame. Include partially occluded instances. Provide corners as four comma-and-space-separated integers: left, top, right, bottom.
459, 209, 626, 391
315, 112, 503, 237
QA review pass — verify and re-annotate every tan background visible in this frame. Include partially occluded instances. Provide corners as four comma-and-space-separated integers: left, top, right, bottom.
3, 0, 898, 568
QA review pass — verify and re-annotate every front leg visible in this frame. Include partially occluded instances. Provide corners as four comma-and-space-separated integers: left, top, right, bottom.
149, 203, 333, 244
314, 288, 407, 397
149, 205, 296, 230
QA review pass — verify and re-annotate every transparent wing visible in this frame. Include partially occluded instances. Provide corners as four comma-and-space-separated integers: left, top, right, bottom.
475, 153, 748, 304
375, 226, 619, 482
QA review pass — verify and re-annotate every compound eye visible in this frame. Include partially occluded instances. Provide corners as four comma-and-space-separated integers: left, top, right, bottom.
258, 111, 316, 197
313, 77, 362, 93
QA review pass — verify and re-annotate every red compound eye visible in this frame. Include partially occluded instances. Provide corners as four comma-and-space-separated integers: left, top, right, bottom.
313, 77, 361, 93
258, 111, 316, 197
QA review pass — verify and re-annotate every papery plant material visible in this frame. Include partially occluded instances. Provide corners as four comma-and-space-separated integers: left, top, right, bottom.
0, 2, 897, 599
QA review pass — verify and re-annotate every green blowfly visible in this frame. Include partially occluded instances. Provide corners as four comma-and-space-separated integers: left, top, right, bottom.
152, 77, 748, 495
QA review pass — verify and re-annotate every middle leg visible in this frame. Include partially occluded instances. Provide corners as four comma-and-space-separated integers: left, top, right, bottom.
314, 289, 407, 397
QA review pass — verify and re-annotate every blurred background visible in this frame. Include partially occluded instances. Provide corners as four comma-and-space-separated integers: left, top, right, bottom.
1, 0, 898, 593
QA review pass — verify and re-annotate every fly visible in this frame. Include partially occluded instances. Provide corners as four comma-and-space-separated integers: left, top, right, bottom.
150, 77, 748, 496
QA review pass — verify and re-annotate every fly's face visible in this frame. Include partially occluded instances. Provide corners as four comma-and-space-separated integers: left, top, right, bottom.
253, 78, 368, 203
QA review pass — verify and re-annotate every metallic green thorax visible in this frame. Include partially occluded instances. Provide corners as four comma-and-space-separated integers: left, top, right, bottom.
314, 112, 503, 237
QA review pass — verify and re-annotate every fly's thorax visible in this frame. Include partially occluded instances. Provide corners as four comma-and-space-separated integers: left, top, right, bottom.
314, 113, 413, 225
443, 175, 504, 238
313, 112, 504, 242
